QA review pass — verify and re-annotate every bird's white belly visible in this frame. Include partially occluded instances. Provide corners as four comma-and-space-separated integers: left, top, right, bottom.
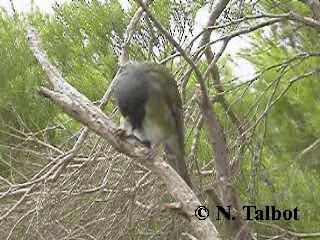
143, 118, 166, 145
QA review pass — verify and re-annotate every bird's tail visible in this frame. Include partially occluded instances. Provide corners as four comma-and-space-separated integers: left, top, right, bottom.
165, 140, 192, 188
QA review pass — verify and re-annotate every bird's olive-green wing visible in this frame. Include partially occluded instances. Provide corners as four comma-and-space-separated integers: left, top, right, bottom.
144, 63, 191, 187
149, 64, 183, 134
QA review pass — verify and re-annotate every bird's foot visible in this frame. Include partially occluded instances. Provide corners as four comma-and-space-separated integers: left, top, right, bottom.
145, 146, 158, 160
115, 127, 129, 139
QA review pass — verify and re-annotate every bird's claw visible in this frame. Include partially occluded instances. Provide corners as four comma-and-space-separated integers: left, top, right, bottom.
145, 147, 158, 160
115, 127, 130, 139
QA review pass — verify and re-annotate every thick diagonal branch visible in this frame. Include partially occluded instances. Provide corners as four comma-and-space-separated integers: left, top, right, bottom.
27, 26, 221, 240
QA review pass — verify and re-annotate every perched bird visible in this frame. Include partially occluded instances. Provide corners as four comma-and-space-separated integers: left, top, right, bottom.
115, 62, 192, 187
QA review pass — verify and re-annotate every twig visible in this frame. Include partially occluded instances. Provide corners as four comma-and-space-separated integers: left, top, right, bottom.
26, 22, 221, 240
0, 185, 34, 222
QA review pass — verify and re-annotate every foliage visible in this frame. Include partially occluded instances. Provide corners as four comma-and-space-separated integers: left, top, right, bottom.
235, 0, 320, 233
0, 0, 319, 239
0, 10, 56, 133
30, 0, 125, 103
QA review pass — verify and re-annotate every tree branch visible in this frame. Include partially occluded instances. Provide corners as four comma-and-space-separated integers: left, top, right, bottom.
197, 1, 254, 239
26, 26, 221, 240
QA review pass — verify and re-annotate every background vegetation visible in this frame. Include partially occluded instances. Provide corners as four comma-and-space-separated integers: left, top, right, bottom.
0, 0, 319, 239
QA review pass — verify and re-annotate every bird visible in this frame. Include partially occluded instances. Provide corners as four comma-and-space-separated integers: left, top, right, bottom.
114, 62, 192, 187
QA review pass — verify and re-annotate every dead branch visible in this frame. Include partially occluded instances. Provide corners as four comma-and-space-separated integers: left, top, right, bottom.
26, 25, 221, 240
197, 1, 254, 239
